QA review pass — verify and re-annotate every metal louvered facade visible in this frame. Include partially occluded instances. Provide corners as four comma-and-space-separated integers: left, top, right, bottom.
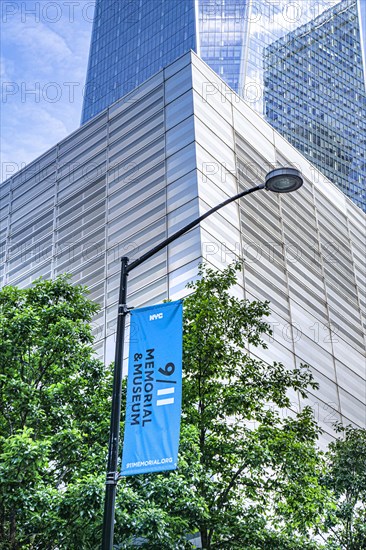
1, 53, 365, 445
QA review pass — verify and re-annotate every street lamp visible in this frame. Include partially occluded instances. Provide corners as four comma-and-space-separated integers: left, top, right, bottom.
101, 167, 303, 550
265, 168, 303, 193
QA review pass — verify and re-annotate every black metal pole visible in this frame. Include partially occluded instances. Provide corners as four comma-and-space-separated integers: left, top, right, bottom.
127, 183, 265, 273
101, 182, 266, 549
102, 256, 129, 550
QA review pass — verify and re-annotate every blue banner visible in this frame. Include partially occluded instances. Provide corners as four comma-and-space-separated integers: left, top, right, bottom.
121, 300, 183, 476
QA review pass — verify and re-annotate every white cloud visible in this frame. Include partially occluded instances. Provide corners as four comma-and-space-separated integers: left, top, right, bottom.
0, 56, 15, 81
1, 7, 92, 173
1, 103, 68, 178
4, 20, 74, 75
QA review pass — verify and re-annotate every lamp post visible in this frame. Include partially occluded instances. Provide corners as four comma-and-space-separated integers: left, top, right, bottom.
101, 167, 303, 550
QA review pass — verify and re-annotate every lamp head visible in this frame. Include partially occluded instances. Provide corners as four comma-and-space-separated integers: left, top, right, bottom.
265, 167, 303, 193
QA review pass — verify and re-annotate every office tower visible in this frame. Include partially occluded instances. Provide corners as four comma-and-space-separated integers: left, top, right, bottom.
82, 0, 343, 122
264, 0, 366, 211
82, 0, 349, 122
2, 53, 366, 442
81, 0, 366, 211
81, 0, 197, 123
197, 0, 342, 112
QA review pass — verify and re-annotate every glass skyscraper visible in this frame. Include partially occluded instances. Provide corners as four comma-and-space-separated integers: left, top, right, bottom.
81, 0, 197, 123
81, 0, 366, 211
82, 0, 347, 122
264, 0, 366, 211
197, 0, 342, 112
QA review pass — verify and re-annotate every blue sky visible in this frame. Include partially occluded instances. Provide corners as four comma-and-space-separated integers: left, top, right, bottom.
1, 1, 94, 181
1, 0, 365, 185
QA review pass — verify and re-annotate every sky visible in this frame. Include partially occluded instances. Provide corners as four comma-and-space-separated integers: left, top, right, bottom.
1, 1, 94, 182
1, 0, 364, 185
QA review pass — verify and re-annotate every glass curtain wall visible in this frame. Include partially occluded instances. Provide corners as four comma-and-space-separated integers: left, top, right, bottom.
197, 0, 339, 113
263, 0, 366, 211
81, 0, 196, 123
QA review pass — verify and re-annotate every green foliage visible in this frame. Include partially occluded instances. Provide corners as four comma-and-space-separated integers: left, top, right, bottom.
319, 425, 366, 549
113, 263, 331, 549
1, 266, 365, 549
0, 276, 112, 549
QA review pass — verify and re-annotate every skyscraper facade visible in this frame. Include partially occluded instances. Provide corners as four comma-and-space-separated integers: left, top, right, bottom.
197, 0, 342, 112
81, 0, 366, 211
81, 0, 197, 123
264, 0, 366, 211
83, 0, 347, 122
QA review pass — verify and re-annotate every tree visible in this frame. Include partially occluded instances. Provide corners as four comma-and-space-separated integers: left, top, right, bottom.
113, 262, 330, 549
2, 265, 363, 549
319, 425, 366, 549
0, 276, 112, 549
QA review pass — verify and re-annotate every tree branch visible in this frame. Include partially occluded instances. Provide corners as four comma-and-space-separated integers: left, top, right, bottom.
215, 463, 248, 509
